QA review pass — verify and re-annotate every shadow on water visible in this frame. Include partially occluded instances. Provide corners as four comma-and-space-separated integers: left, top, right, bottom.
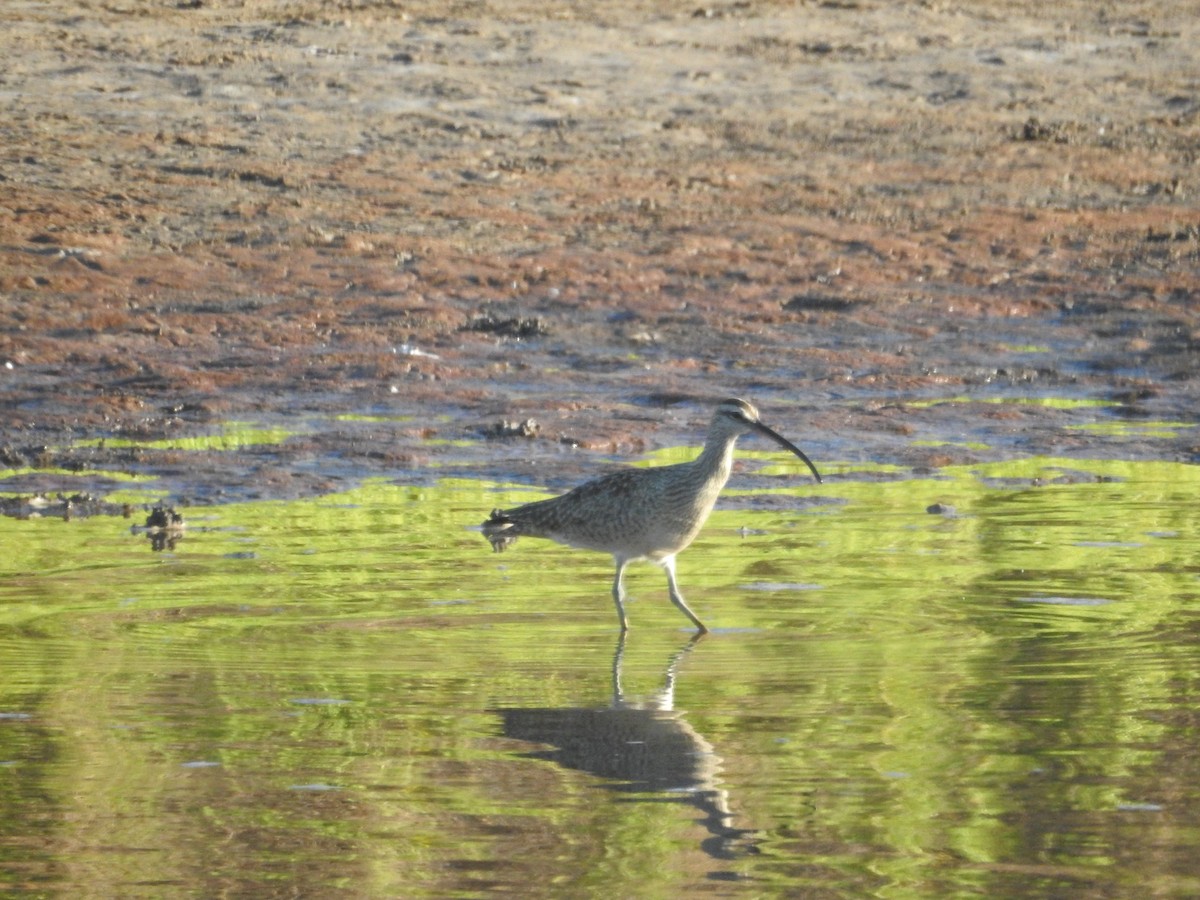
494, 633, 758, 865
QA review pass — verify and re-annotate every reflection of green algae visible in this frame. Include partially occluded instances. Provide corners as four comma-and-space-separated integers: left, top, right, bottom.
75, 422, 294, 452
948, 456, 1187, 483
1067, 421, 1197, 439
906, 396, 1118, 409
2, 461, 1199, 898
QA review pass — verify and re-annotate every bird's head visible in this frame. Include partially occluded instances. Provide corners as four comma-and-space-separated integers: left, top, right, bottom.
712, 397, 822, 483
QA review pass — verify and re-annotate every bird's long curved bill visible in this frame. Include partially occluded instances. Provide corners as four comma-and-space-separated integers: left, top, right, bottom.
751, 421, 823, 483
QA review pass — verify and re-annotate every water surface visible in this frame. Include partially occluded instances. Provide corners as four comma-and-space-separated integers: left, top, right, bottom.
2, 459, 1198, 896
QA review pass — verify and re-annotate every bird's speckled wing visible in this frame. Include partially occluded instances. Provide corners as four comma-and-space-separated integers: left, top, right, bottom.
483, 464, 713, 559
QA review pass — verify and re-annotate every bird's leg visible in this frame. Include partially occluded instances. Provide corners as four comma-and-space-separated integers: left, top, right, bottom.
661, 556, 708, 634
612, 558, 631, 633
611, 629, 628, 704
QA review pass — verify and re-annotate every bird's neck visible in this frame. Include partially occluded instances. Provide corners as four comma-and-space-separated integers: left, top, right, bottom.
691, 430, 738, 490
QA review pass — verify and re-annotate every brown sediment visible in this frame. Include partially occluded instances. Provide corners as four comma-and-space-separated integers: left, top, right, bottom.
0, 0, 1196, 505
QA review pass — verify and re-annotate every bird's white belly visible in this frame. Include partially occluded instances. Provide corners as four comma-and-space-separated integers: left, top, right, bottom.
548, 519, 701, 561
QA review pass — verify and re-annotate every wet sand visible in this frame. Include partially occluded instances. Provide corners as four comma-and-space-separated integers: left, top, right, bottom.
1, 0, 1197, 503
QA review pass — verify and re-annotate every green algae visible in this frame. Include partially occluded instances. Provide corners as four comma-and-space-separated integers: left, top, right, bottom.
906, 396, 1119, 409
73, 422, 296, 452
0, 468, 152, 486
1067, 420, 1198, 439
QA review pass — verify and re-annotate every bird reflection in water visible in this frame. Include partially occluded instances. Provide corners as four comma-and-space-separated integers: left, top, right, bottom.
494, 634, 758, 862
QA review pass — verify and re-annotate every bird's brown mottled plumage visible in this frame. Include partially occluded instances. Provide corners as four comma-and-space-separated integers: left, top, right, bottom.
482, 398, 821, 632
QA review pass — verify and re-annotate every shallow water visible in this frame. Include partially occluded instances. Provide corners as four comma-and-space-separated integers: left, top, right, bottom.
2, 458, 1199, 897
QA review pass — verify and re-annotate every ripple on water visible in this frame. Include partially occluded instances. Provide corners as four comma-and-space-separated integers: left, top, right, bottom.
0, 463, 1198, 897
740, 582, 824, 592
1014, 595, 1113, 606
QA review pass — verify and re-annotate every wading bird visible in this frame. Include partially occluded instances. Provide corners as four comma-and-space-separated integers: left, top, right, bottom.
482, 398, 822, 633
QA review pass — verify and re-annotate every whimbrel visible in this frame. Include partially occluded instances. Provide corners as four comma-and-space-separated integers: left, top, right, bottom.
482, 398, 822, 633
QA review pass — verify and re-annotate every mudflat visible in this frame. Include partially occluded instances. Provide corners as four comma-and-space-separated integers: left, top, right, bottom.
1, 0, 1197, 501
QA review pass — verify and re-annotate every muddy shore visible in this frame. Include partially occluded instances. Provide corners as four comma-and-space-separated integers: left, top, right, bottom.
1, 0, 1197, 506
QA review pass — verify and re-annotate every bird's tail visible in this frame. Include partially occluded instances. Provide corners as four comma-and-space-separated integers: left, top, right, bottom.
482, 508, 519, 552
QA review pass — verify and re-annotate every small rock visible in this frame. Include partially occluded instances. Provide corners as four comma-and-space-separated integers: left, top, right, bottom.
464, 314, 551, 339
145, 506, 185, 529
784, 294, 856, 313
483, 418, 541, 439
